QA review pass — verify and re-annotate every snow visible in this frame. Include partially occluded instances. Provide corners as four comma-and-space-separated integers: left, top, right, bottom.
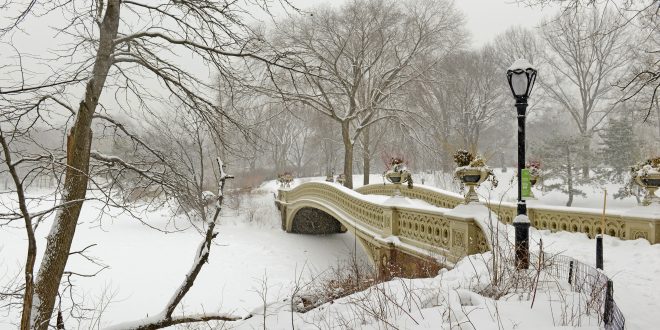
382, 195, 449, 213
513, 214, 530, 223
532, 229, 660, 330
280, 170, 644, 212
508, 58, 535, 71
1, 174, 658, 329
0, 189, 369, 329
624, 205, 660, 219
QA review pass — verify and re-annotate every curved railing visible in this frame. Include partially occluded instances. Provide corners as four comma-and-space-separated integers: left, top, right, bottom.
282, 181, 387, 231
277, 182, 490, 265
356, 183, 660, 244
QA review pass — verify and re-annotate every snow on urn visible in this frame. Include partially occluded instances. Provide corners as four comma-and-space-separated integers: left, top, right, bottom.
383, 156, 413, 189
453, 150, 498, 204
631, 156, 660, 206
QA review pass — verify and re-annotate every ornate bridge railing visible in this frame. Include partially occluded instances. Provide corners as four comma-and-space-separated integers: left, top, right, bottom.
356, 184, 660, 244
276, 182, 489, 277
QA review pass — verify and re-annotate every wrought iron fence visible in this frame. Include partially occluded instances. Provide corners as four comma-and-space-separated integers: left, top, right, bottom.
537, 253, 625, 330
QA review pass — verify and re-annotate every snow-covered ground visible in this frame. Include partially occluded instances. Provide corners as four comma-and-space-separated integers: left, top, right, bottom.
0, 189, 369, 329
0, 175, 657, 329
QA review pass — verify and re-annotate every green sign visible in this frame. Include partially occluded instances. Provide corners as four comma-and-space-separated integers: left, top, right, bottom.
521, 168, 532, 199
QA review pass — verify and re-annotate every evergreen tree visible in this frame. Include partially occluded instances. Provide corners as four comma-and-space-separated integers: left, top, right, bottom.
598, 116, 638, 182
535, 135, 586, 206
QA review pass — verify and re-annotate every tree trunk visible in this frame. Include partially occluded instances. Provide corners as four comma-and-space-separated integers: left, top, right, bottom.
566, 145, 574, 207
655, 98, 660, 139
341, 122, 354, 189
323, 140, 333, 177
31, 2, 121, 328
581, 139, 590, 179
362, 126, 370, 186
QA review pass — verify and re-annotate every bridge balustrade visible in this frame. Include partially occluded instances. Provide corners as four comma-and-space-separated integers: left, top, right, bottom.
276, 182, 490, 278
277, 182, 658, 278
357, 184, 660, 244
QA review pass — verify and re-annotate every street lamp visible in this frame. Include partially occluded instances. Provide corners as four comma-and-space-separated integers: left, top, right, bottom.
506, 58, 537, 270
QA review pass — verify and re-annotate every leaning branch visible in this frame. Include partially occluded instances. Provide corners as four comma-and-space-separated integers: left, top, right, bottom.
0, 130, 37, 329
104, 158, 249, 330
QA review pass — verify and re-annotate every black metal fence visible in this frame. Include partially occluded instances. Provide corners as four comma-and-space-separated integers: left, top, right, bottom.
538, 253, 625, 329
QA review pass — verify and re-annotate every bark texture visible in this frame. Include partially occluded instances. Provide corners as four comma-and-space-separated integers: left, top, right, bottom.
341, 122, 354, 189
31, 2, 121, 328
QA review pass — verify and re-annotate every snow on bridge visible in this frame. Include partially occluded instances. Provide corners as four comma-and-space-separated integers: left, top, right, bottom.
275, 181, 660, 278
275, 182, 491, 278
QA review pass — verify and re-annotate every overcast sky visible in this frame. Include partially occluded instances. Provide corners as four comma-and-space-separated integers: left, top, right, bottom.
277, 0, 558, 48
0, 0, 560, 125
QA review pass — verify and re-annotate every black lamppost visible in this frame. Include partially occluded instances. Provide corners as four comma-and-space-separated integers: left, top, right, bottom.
506, 59, 537, 270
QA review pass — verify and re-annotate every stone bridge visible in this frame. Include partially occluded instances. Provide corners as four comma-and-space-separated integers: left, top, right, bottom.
275, 182, 491, 278
275, 182, 660, 278
356, 183, 660, 242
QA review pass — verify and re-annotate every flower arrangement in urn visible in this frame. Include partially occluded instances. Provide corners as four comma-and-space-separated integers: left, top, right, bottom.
629, 156, 660, 205
526, 160, 542, 186
383, 156, 413, 189
453, 150, 497, 203
277, 172, 294, 188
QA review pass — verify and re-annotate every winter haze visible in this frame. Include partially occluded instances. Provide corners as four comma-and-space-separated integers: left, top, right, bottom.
1, 1, 658, 330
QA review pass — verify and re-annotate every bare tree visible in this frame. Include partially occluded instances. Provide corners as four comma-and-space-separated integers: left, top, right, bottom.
259, 0, 465, 188
540, 7, 632, 178
357, 119, 393, 185
287, 109, 316, 177
618, 3, 660, 123
520, 0, 659, 117
418, 47, 504, 155
492, 26, 543, 71
0, 0, 293, 328
408, 58, 458, 173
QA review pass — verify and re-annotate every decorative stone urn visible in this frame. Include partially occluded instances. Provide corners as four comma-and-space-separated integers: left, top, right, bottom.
336, 173, 346, 185
454, 167, 489, 203
530, 175, 539, 186
277, 172, 294, 188
325, 170, 334, 182
383, 157, 413, 195
526, 175, 539, 200
452, 150, 497, 204
385, 170, 412, 184
634, 171, 660, 206
631, 157, 660, 206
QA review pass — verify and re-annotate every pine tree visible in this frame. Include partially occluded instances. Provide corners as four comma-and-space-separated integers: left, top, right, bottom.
598, 116, 638, 182
535, 136, 586, 206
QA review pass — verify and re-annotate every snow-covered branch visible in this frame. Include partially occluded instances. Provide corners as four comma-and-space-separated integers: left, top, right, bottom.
104, 158, 243, 330
104, 312, 248, 330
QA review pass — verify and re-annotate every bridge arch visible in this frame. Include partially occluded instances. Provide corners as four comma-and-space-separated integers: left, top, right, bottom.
289, 206, 346, 234
283, 199, 390, 271
276, 182, 491, 278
